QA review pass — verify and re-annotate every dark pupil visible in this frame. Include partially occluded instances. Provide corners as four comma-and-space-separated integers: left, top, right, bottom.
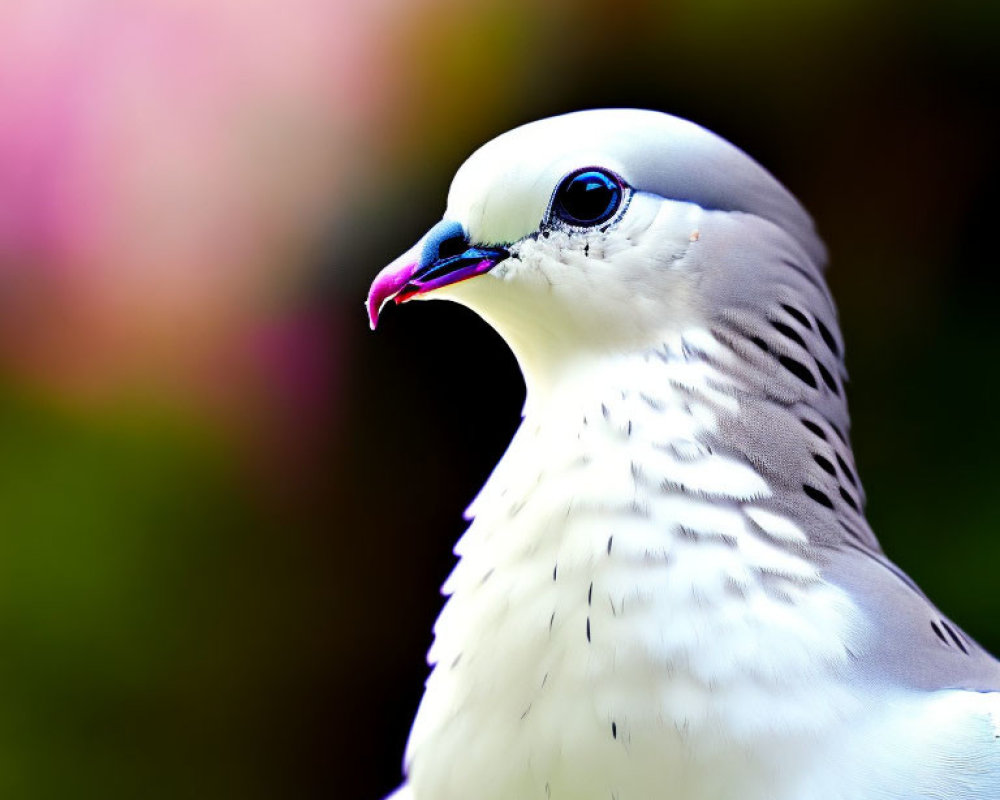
557, 170, 620, 225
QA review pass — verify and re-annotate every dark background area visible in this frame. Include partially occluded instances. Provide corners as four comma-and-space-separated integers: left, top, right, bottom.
0, 1, 997, 797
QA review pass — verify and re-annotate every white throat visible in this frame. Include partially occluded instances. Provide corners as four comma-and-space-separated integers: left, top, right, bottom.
436, 193, 708, 416
404, 328, 866, 800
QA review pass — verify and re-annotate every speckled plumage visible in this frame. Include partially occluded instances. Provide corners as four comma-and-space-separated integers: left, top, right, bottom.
370, 109, 1000, 800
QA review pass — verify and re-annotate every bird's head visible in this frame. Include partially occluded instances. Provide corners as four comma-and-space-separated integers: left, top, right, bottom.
369, 109, 834, 404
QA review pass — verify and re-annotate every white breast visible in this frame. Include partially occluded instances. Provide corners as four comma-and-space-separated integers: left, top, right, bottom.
403, 331, 877, 800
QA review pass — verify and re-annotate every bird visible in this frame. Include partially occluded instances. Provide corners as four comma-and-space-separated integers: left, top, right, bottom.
367, 109, 1000, 800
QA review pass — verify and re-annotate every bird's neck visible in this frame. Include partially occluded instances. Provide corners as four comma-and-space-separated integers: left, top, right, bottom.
473, 327, 800, 535
459, 327, 858, 630
505, 323, 872, 551
411, 326, 865, 795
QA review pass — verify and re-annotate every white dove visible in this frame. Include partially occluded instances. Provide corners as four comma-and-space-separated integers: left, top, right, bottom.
368, 109, 1000, 800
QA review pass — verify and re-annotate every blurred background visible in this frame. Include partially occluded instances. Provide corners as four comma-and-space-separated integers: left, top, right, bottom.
0, 0, 997, 796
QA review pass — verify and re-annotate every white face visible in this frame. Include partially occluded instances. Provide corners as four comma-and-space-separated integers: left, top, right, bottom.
370, 109, 821, 397
435, 187, 707, 376
441, 108, 744, 247
430, 118, 713, 386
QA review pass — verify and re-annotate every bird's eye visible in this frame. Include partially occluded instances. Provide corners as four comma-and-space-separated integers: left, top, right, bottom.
552, 168, 624, 226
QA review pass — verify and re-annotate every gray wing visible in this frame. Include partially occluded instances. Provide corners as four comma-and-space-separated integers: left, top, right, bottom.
821, 542, 1000, 692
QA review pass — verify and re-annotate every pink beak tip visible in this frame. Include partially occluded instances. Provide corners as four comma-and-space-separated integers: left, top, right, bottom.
366, 262, 417, 331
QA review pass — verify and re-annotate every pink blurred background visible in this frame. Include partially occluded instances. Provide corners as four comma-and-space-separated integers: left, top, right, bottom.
0, 1, 393, 423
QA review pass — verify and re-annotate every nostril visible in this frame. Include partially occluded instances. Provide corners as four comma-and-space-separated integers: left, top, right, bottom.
420, 219, 468, 267
436, 234, 468, 260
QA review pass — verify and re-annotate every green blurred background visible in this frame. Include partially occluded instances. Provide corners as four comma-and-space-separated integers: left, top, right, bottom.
0, 0, 997, 797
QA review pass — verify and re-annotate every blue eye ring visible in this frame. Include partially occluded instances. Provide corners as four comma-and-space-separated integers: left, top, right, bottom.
551, 168, 625, 227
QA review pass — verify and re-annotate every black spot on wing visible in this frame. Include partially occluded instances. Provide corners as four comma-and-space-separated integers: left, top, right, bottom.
803, 416, 867, 523
771, 320, 807, 349
838, 486, 860, 512
803, 483, 834, 509
781, 304, 813, 329
813, 453, 836, 475
930, 619, 971, 655
815, 316, 840, 357
817, 361, 840, 396
931, 620, 948, 645
712, 314, 874, 545
778, 355, 818, 389
802, 419, 827, 440
836, 453, 858, 488
940, 620, 970, 654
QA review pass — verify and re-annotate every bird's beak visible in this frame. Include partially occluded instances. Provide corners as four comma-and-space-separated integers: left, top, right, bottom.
366, 239, 509, 329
